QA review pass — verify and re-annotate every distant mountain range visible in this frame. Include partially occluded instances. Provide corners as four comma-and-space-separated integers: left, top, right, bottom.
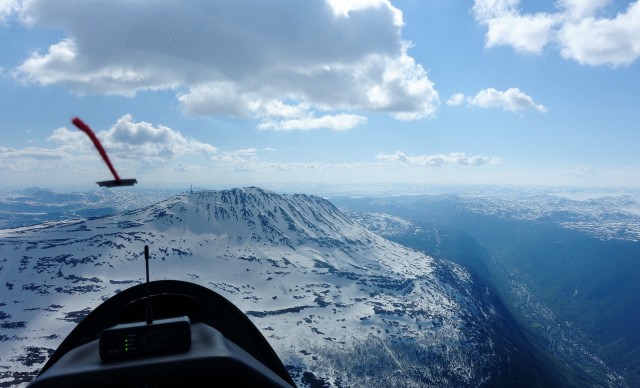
0, 187, 560, 387
0, 187, 181, 229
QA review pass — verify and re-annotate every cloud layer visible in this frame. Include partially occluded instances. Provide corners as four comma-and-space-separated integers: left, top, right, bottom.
474, 0, 640, 66
11, 0, 439, 130
377, 151, 500, 166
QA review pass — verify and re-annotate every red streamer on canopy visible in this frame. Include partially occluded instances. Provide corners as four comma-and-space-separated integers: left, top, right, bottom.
71, 117, 121, 181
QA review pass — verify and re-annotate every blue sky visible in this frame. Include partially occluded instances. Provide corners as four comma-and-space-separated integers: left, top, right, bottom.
1, 0, 639, 192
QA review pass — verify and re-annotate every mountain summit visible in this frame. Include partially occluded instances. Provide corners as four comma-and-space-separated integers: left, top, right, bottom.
0, 187, 554, 387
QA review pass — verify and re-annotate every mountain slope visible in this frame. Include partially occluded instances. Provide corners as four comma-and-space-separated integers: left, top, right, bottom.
1, 187, 553, 387
336, 193, 635, 387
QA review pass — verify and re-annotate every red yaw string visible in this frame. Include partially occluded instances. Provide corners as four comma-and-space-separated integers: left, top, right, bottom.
72, 117, 121, 181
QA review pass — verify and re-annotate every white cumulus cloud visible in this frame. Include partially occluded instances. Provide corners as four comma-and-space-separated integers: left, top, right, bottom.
448, 88, 546, 113
446, 93, 465, 106
558, 2, 640, 66
473, 0, 640, 66
484, 13, 558, 54
49, 114, 217, 159
13, 0, 439, 130
468, 88, 547, 113
257, 114, 367, 131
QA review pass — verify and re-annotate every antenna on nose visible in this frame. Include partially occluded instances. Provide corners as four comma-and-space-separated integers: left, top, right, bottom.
145, 245, 153, 325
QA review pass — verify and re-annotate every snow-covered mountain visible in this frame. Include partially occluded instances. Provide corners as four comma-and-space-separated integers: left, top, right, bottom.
0, 187, 551, 387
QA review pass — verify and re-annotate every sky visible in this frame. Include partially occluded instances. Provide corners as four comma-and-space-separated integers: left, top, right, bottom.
0, 0, 639, 193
